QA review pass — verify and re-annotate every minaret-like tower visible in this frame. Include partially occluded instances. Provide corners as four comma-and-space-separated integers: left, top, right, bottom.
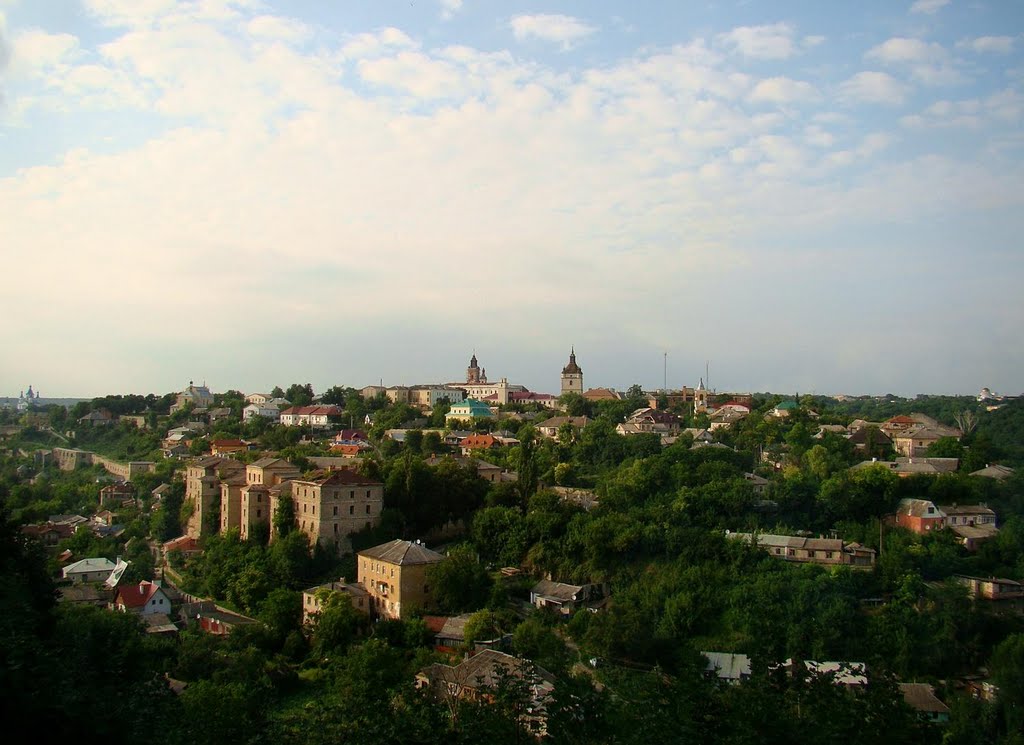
560, 348, 583, 395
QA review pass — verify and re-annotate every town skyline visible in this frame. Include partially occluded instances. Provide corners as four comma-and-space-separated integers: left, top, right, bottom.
2, 1, 1022, 397
2, 343, 1016, 401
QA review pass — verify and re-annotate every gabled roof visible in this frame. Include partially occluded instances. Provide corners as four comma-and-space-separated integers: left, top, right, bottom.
896, 498, 943, 518
63, 557, 116, 575
704, 652, 751, 681
419, 649, 555, 691
899, 683, 950, 715
358, 539, 444, 566
938, 503, 996, 516
969, 464, 1015, 480
115, 581, 165, 608
531, 579, 585, 602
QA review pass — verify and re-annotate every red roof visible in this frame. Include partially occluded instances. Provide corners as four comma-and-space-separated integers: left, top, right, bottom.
421, 615, 449, 634
460, 434, 497, 449
281, 405, 343, 416
163, 535, 199, 553
888, 415, 916, 424
116, 581, 161, 609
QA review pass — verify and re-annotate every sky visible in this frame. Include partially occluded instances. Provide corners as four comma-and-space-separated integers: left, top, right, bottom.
1, 0, 1022, 399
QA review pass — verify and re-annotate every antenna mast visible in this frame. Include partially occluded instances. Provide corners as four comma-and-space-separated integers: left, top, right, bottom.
664, 352, 668, 393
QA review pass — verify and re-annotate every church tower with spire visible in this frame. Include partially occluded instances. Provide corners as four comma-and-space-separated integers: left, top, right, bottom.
467, 353, 486, 384
694, 377, 709, 414
560, 348, 583, 396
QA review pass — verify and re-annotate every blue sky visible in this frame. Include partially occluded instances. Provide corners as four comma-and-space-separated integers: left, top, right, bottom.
1, 0, 1022, 398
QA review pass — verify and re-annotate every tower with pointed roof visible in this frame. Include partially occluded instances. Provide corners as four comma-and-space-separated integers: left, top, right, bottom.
694, 377, 709, 414
560, 348, 583, 396
467, 353, 487, 384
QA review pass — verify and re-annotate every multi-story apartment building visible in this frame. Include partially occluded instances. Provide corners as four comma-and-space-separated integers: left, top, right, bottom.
357, 539, 445, 620
291, 470, 383, 554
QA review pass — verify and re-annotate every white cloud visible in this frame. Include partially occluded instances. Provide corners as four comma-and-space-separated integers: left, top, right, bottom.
440, 0, 463, 20
716, 23, 796, 60
803, 35, 826, 48
3, 7, 1023, 396
909, 0, 950, 14
341, 27, 417, 59
510, 14, 596, 49
748, 76, 817, 104
956, 36, 1015, 54
838, 71, 908, 104
247, 15, 312, 44
867, 37, 943, 64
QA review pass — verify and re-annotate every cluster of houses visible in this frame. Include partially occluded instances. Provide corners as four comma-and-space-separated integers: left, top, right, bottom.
896, 498, 999, 551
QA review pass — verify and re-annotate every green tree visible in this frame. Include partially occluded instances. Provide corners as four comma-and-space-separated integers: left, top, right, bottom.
426, 544, 493, 613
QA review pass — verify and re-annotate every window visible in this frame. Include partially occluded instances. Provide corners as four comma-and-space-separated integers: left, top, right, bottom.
334, 523, 338, 534
424, 585, 430, 594
366, 490, 371, 498
350, 490, 355, 499
312, 505, 316, 515
349, 505, 354, 515
333, 506, 338, 516
256, 509, 261, 518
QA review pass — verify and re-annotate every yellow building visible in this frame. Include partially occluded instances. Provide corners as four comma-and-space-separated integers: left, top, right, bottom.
291, 470, 384, 554
357, 539, 445, 620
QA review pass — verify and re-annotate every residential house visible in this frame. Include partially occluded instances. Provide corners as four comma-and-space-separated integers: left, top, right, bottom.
709, 409, 747, 431
530, 579, 607, 615
243, 402, 282, 421
848, 426, 892, 453
727, 532, 876, 569
769, 400, 799, 418
163, 535, 202, 559
210, 439, 250, 457
895, 499, 946, 533
744, 472, 770, 494
617, 408, 681, 436
245, 393, 271, 405
357, 539, 445, 620
78, 410, 115, 426
21, 520, 76, 546
99, 481, 136, 507
535, 415, 589, 439
58, 584, 112, 607
459, 433, 499, 456
62, 557, 116, 584
181, 600, 256, 635
955, 575, 1023, 601
855, 457, 959, 477
703, 652, 751, 684
291, 469, 384, 554
892, 427, 955, 458
582, 388, 622, 401
940, 503, 997, 529
151, 483, 171, 505
422, 613, 475, 649
279, 405, 343, 428
302, 577, 370, 624
899, 683, 950, 724
415, 649, 555, 732
781, 660, 867, 687
112, 580, 172, 616
881, 415, 919, 437
969, 464, 1016, 480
